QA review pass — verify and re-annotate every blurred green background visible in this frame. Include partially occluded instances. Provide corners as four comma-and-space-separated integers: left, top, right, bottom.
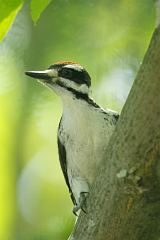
0, 0, 155, 239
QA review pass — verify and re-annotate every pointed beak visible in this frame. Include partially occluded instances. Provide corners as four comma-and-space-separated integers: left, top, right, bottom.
25, 69, 58, 82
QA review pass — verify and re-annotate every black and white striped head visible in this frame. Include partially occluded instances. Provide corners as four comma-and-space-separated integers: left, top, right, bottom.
25, 61, 91, 97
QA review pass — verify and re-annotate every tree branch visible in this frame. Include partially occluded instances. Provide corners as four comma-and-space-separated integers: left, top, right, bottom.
69, 25, 160, 240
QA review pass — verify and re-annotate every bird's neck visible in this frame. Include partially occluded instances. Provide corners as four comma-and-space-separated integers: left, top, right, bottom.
61, 93, 90, 115
60, 91, 101, 125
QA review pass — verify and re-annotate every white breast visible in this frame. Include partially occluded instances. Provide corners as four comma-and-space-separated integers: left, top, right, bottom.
59, 97, 116, 203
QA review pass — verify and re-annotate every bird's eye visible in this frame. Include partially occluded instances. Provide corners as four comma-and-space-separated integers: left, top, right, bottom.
60, 68, 73, 78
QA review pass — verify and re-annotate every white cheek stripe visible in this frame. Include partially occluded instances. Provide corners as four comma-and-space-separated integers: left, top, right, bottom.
60, 77, 89, 94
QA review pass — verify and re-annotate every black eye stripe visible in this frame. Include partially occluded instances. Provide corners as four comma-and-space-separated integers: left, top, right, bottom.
59, 67, 91, 87
60, 68, 73, 78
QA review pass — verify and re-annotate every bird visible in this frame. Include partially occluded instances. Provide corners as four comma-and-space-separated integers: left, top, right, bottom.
25, 61, 119, 215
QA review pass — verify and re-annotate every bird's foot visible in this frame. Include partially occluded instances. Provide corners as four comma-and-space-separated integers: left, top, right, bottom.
73, 191, 89, 216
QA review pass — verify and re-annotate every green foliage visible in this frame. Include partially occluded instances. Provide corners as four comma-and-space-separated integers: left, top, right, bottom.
0, 0, 52, 40
30, 0, 52, 23
0, 0, 23, 40
0, 0, 156, 239
0, 0, 23, 22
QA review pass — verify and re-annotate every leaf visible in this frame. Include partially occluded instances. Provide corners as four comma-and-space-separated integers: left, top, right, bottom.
0, 0, 23, 22
0, 2, 23, 41
30, 0, 52, 23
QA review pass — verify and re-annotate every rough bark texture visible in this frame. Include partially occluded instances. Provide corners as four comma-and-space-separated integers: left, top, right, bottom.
69, 25, 160, 240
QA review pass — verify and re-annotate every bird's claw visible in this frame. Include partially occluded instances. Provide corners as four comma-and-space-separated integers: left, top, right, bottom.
72, 192, 89, 216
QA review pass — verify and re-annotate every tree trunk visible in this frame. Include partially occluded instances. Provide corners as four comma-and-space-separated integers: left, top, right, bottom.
69, 25, 160, 240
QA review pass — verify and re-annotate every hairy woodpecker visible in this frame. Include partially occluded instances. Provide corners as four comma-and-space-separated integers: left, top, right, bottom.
25, 61, 119, 215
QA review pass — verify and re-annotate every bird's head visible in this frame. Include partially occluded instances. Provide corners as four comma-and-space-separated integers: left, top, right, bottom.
25, 61, 91, 98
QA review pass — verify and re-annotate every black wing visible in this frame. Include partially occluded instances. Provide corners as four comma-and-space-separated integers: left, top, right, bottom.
113, 112, 119, 124
102, 109, 119, 125
57, 121, 76, 205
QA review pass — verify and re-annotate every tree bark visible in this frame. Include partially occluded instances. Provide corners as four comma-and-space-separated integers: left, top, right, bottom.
69, 25, 160, 240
